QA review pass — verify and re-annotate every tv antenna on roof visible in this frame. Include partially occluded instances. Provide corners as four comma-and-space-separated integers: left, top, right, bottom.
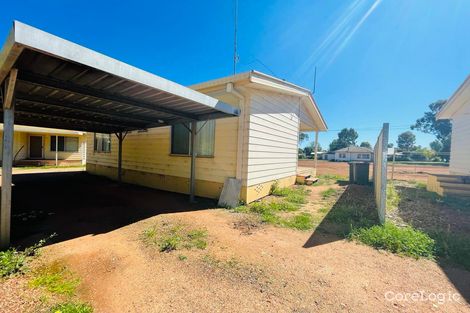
233, 0, 239, 75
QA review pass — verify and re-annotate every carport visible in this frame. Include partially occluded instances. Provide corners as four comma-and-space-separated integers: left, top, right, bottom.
0, 21, 239, 248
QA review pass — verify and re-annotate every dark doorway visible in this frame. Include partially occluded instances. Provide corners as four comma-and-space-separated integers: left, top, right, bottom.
29, 136, 43, 158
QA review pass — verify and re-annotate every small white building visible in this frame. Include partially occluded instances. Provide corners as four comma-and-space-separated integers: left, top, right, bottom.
436, 75, 470, 175
333, 146, 373, 162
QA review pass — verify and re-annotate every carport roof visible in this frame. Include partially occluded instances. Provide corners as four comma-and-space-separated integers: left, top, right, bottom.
0, 21, 239, 133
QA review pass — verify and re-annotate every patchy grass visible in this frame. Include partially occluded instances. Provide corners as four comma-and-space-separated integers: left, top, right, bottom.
271, 183, 310, 204
142, 222, 208, 252
201, 254, 269, 290
350, 222, 435, 259
233, 184, 315, 231
321, 188, 337, 199
432, 231, 470, 271
49, 301, 93, 313
415, 181, 427, 189
315, 174, 346, 186
29, 262, 80, 296
386, 182, 400, 210
280, 213, 315, 231
0, 236, 52, 278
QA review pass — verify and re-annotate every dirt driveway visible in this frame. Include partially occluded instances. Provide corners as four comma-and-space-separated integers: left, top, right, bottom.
4, 172, 470, 313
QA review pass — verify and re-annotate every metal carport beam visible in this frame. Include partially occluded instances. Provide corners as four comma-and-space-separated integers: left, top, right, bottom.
17, 71, 198, 121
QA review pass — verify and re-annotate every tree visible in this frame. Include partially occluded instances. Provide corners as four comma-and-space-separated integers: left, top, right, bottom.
411, 100, 451, 153
360, 141, 372, 149
299, 132, 309, 144
328, 128, 358, 151
430, 140, 443, 153
303, 143, 322, 158
397, 131, 416, 151
387, 143, 394, 148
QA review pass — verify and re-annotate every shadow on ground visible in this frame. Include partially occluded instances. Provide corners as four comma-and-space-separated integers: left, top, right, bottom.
390, 184, 470, 303
303, 183, 377, 248
11, 171, 215, 248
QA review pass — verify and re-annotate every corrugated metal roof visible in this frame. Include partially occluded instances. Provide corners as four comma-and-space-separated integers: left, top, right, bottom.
0, 21, 239, 133
335, 146, 373, 153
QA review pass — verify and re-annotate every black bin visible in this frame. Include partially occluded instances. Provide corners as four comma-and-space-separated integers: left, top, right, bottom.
349, 162, 370, 185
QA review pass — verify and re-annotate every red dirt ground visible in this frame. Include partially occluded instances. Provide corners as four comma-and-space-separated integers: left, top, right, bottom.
299, 160, 449, 182
1, 172, 468, 313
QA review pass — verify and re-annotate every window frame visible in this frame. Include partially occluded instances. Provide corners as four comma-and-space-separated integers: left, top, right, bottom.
93, 133, 112, 153
170, 120, 216, 158
50, 136, 79, 152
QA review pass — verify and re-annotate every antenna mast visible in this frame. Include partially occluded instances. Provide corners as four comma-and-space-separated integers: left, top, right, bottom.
233, 0, 238, 75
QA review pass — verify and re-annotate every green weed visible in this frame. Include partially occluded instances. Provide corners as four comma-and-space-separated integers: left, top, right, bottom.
350, 222, 435, 259
49, 301, 93, 313
0, 236, 52, 278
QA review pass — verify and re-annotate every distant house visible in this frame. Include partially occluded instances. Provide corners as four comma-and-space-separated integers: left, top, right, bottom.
0, 125, 86, 166
333, 146, 373, 162
436, 75, 470, 175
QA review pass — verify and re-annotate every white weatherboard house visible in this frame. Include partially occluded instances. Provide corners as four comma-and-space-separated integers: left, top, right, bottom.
428, 75, 470, 197
437, 75, 470, 175
88, 71, 328, 203
333, 146, 373, 162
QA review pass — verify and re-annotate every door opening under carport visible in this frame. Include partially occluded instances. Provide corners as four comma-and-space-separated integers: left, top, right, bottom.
0, 21, 239, 248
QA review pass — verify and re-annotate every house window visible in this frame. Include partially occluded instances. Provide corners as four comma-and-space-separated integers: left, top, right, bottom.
94, 133, 111, 153
171, 120, 215, 157
51, 136, 79, 152
339, 153, 346, 158
357, 154, 362, 159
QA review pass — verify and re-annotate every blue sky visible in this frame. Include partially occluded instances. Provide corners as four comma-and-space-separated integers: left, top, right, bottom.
1, 0, 469, 150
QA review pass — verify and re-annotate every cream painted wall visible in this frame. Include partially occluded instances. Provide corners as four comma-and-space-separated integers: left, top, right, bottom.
0, 131, 85, 162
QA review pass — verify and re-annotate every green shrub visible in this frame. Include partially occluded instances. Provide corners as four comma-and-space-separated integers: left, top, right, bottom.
350, 222, 435, 259
0, 249, 26, 278
0, 236, 52, 278
50, 301, 93, 313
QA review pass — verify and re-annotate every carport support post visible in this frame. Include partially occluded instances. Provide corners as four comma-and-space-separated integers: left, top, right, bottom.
55, 135, 58, 167
117, 132, 124, 183
313, 130, 319, 173
189, 121, 197, 203
1, 69, 17, 249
